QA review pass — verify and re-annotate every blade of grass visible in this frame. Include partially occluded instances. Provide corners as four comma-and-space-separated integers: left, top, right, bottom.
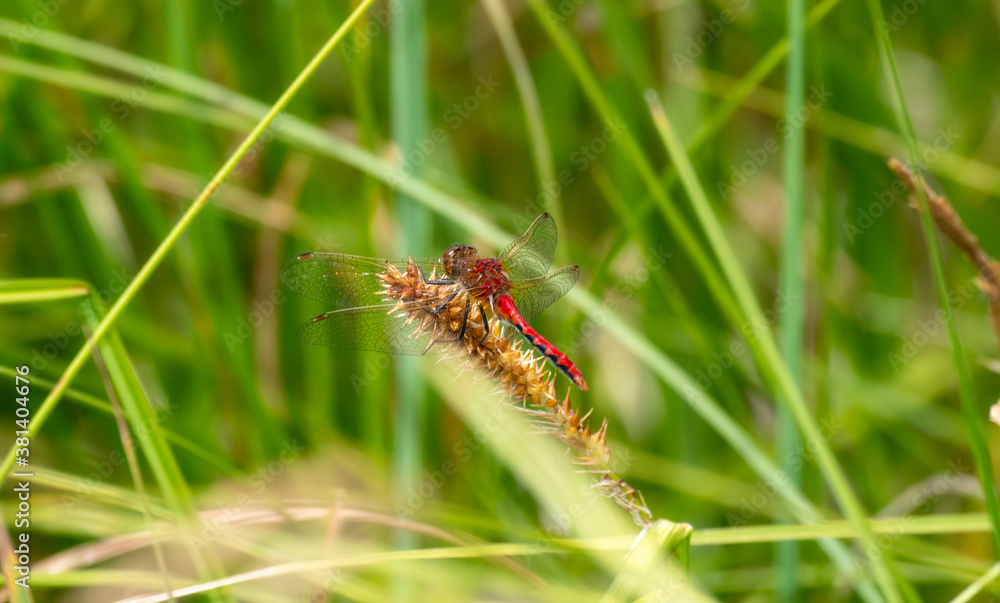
864, 0, 1000, 557
645, 91, 903, 602
812, 34, 836, 519
480, 0, 559, 217
86, 323, 173, 597
0, 56, 250, 131
0, 279, 91, 304
513, 514, 1000, 584
775, 0, 807, 599
30, 465, 165, 519
689, 513, 994, 546
949, 562, 1000, 603
107, 541, 607, 602
389, 1, 429, 599
0, 0, 378, 482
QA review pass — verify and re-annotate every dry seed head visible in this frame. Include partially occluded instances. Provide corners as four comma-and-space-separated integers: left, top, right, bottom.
380, 259, 652, 526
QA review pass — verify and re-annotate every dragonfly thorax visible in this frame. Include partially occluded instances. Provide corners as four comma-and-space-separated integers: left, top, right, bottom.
440, 245, 511, 297
472, 257, 511, 297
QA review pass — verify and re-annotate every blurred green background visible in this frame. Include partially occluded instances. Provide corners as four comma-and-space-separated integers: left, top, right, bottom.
2, 0, 1000, 600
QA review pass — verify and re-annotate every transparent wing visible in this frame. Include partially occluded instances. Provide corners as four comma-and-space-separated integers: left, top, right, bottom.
497, 213, 557, 282
281, 253, 450, 309
296, 306, 440, 355
508, 264, 579, 323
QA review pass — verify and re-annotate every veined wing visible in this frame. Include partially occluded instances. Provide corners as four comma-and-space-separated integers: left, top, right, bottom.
508, 264, 579, 323
296, 305, 442, 355
498, 213, 557, 282
281, 253, 451, 309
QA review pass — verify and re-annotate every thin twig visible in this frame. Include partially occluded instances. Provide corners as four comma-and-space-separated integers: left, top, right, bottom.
889, 158, 1000, 352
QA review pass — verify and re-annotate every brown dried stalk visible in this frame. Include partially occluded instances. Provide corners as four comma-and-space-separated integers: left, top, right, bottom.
889, 158, 1000, 351
380, 260, 653, 527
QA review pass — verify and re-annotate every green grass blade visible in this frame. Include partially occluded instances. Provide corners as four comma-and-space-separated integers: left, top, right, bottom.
389, 2, 430, 599
949, 562, 1000, 603
481, 0, 558, 213
0, 56, 249, 131
0, 279, 91, 304
689, 513, 993, 545
775, 0, 807, 599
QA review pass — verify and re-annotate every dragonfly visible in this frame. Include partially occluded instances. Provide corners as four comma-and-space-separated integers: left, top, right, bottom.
281, 213, 588, 390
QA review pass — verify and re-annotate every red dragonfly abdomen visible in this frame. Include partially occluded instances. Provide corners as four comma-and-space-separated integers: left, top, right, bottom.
496, 295, 588, 390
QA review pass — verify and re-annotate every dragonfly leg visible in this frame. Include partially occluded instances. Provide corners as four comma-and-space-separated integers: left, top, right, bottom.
477, 303, 491, 346
409, 289, 457, 315
421, 297, 471, 353
417, 265, 454, 286
455, 297, 471, 341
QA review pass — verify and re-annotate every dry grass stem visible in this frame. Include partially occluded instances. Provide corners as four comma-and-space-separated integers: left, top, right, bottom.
380, 260, 654, 526
890, 158, 1000, 351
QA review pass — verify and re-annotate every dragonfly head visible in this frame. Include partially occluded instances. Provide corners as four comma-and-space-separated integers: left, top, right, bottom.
442, 245, 480, 278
